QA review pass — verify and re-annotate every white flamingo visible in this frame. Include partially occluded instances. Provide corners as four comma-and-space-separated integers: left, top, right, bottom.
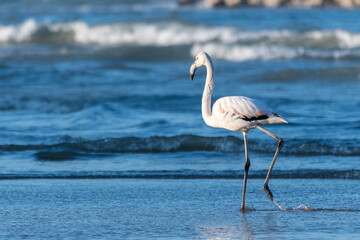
190, 52, 288, 211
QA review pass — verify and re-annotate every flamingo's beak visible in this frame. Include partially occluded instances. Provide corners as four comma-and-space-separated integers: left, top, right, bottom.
190, 63, 197, 81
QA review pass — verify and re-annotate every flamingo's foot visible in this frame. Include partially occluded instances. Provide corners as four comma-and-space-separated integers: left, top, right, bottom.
263, 184, 284, 210
273, 200, 284, 210
239, 206, 256, 213
240, 203, 246, 213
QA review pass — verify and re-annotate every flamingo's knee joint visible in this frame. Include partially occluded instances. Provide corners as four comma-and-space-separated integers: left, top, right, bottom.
278, 138, 284, 148
244, 160, 250, 172
263, 184, 274, 200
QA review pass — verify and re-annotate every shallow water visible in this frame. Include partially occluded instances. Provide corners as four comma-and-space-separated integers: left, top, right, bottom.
0, 179, 359, 239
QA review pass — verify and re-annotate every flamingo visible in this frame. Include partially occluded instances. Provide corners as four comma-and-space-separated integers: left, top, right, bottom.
189, 52, 288, 211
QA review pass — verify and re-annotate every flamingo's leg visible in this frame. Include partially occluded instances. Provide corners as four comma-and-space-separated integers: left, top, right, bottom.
241, 132, 250, 212
256, 126, 284, 210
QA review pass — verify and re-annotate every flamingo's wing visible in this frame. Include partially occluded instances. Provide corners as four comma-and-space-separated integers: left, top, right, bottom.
213, 96, 278, 121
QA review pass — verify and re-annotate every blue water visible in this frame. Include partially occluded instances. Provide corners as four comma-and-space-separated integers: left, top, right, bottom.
0, 0, 360, 238
1, 179, 360, 239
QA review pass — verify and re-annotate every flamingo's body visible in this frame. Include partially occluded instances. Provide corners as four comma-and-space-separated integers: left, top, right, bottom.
210, 96, 287, 131
190, 52, 287, 211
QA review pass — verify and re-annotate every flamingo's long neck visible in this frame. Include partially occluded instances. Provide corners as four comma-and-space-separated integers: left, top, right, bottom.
202, 59, 214, 126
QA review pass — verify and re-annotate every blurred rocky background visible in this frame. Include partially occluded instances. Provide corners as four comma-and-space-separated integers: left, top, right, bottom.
179, 0, 360, 8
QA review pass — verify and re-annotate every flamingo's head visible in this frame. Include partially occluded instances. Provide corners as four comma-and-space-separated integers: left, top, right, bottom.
190, 52, 210, 81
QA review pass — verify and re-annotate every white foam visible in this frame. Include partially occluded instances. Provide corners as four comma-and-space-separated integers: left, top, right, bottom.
191, 43, 302, 61
0, 19, 38, 42
2, 19, 360, 62
2, 19, 360, 49
304, 29, 360, 48
334, 29, 360, 48
49, 22, 248, 46
191, 42, 360, 61
0, 19, 295, 46
296, 204, 315, 211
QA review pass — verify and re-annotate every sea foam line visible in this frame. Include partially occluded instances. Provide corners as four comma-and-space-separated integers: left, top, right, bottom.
191, 43, 360, 61
2, 19, 360, 61
2, 19, 360, 48
0, 19, 37, 42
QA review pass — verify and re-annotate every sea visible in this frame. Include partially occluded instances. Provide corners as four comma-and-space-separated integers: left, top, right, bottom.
0, 0, 359, 239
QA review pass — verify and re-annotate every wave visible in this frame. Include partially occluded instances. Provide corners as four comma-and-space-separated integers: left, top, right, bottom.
0, 96, 90, 114
0, 19, 292, 45
0, 169, 359, 179
2, 19, 360, 61
1, 135, 359, 157
0, 95, 198, 114
191, 43, 360, 61
2, 19, 360, 48
0, 19, 38, 43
